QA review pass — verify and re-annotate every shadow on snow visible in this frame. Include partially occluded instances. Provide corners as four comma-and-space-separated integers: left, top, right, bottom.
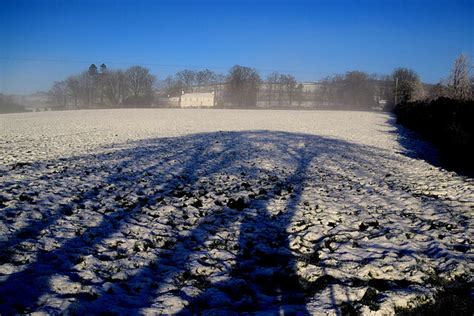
0, 130, 470, 314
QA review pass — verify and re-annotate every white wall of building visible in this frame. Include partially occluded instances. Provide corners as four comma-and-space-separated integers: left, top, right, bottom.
180, 92, 215, 108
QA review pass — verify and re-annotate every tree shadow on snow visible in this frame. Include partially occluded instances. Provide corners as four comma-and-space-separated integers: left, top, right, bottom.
0, 130, 471, 315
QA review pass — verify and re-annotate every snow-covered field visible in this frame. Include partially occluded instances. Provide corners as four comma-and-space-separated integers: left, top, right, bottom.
0, 109, 472, 314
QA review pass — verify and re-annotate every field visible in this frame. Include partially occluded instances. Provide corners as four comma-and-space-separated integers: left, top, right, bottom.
0, 109, 472, 314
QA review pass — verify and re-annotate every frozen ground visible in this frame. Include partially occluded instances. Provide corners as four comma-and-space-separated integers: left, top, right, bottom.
0, 109, 472, 315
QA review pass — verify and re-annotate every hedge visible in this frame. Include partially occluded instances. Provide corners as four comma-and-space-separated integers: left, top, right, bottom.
395, 97, 474, 174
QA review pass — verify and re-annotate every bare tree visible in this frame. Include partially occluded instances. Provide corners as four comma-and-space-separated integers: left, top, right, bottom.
98, 63, 108, 105
280, 74, 297, 106
266, 72, 280, 106
295, 83, 304, 106
277, 74, 285, 105
77, 71, 97, 107
342, 71, 377, 109
195, 69, 217, 86
176, 69, 196, 92
316, 72, 377, 109
214, 73, 227, 83
125, 66, 155, 106
162, 76, 185, 97
226, 65, 261, 107
48, 81, 69, 109
448, 53, 472, 100
317, 74, 344, 107
66, 75, 81, 108
103, 70, 129, 106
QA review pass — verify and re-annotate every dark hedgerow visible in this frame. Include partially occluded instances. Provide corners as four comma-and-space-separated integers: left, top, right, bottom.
395, 97, 474, 175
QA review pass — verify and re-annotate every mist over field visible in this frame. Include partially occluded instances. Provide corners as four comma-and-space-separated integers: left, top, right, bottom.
1, 0, 473, 315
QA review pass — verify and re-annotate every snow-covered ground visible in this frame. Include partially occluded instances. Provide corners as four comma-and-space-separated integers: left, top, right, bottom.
0, 109, 472, 314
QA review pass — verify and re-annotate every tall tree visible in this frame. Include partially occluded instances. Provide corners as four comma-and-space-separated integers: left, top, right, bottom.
196, 69, 217, 86
176, 70, 196, 92
78, 71, 97, 107
266, 72, 280, 106
342, 71, 377, 109
316, 72, 377, 109
98, 64, 108, 105
226, 65, 261, 107
103, 70, 129, 106
295, 83, 304, 106
88, 64, 98, 76
163, 76, 185, 97
392, 67, 423, 104
100, 63, 107, 74
280, 74, 297, 106
65, 75, 81, 108
125, 66, 155, 106
48, 81, 69, 109
448, 53, 472, 100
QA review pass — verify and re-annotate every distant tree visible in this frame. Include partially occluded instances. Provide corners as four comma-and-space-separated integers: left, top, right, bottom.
125, 66, 155, 106
78, 71, 97, 107
266, 72, 280, 106
226, 65, 261, 107
103, 70, 129, 106
88, 64, 98, 76
277, 74, 286, 105
196, 69, 217, 86
98, 64, 108, 105
65, 75, 81, 108
176, 70, 196, 92
448, 53, 472, 100
295, 83, 304, 106
316, 72, 377, 109
100, 63, 107, 74
392, 67, 423, 104
317, 76, 335, 107
214, 73, 227, 83
280, 74, 298, 106
163, 76, 185, 97
0, 94, 29, 114
342, 71, 377, 109
48, 81, 69, 109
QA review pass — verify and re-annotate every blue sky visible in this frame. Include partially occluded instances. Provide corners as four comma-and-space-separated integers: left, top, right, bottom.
1, 0, 473, 94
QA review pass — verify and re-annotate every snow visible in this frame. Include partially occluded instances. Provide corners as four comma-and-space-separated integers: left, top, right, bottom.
0, 109, 472, 314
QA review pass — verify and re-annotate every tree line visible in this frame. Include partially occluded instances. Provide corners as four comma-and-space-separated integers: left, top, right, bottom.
46, 54, 473, 111
159, 54, 472, 110
48, 64, 156, 109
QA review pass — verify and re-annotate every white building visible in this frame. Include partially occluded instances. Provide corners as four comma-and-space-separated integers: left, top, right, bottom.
180, 92, 215, 108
